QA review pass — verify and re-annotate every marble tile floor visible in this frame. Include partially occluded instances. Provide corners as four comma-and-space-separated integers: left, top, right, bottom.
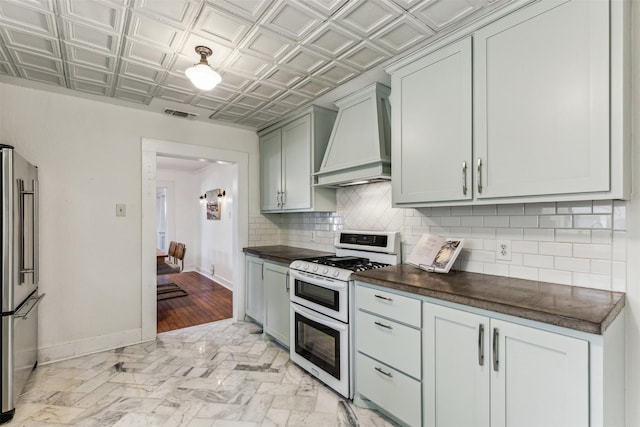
6, 320, 398, 427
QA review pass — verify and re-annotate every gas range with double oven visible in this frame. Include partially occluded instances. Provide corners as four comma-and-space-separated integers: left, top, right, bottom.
289, 230, 401, 398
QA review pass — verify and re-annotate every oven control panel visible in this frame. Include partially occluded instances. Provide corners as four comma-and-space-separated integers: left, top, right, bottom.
290, 261, 352, 281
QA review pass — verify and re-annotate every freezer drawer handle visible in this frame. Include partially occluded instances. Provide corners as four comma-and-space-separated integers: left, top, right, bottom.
18, 179, 38, 284
15, 293, 45, 320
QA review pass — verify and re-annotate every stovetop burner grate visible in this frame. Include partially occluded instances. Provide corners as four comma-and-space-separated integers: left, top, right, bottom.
311, 256, 390, 272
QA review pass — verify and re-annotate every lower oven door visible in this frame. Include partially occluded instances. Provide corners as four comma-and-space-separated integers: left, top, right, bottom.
290, 303, 350, 398
289, 269, 348, 323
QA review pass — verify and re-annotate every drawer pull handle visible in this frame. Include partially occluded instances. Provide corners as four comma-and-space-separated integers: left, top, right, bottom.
478, 324, 485, 366
374, 321, 392, 330
374, 294, 393, 302
493, 327, 499, 372
375, 366, 392, 378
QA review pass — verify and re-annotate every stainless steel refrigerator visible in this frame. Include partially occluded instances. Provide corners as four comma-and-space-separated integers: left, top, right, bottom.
0, 145, 42, 423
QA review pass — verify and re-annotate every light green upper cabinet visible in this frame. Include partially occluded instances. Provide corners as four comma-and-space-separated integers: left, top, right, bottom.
391, 37, 472, 204
259, 106, 337, 213
388, 0, 630, 207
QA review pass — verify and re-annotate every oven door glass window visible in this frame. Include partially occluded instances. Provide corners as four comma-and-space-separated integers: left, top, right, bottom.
294, 312, 341, 379
294, 279, 339, 311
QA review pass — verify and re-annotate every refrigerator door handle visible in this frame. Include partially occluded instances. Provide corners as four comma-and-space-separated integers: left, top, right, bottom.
18, 179, 36, 283
15, 293, 45, 320
33, 180, 38, 285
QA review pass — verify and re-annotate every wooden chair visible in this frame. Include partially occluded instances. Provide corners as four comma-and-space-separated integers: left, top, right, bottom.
157, 243, 186, 275
167, 241, 177, 263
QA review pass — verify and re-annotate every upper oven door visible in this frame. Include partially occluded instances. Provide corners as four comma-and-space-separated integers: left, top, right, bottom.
289, 269, 348, 323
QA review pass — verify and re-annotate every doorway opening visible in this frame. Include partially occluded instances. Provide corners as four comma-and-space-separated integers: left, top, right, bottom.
141, 138, 249, 341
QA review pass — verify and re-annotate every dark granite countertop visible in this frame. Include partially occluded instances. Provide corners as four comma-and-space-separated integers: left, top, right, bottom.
243, 245, 334, 265
353, 264, 625, 335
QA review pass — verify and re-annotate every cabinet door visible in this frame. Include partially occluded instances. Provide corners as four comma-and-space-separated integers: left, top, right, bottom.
263, 262, 290, 346
392, 37, 472, 204
474, 0, 609, 199
260, 129, 282, 211
281, 115, 312, 210
245, 256, 264, 324
423, 303, 490, 427
490, 319, 589, 427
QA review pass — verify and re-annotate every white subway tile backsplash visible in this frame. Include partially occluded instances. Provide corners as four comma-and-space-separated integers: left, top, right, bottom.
509, 265, 539, 281
555, 257, 591, 273
539, 242, 572, 257
573, 244, 611, 260
523, 254, 554, 269
484, 216, 510, 228
256, 182, 627, 293
540, 215, 573, 228
498, 203, 525, 215
525, 202, 556, 215
557, 200, 592, 214
555, 229, 591, 243
524, 228, 555, 241
512, 240, 538, 254
573, 214, 612, 229
509, 215, 539, 228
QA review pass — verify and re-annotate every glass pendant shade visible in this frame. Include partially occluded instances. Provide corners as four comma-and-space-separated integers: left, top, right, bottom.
185, 46, 221, 91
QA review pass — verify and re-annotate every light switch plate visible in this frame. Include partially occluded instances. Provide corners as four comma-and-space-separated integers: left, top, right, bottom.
116, 204, 126, 217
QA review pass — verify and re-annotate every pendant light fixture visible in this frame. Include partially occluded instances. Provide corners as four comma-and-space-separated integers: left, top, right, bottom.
185, 46, 221, 91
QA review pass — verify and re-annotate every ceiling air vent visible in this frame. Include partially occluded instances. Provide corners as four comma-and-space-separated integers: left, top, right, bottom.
163, 108, 198, 119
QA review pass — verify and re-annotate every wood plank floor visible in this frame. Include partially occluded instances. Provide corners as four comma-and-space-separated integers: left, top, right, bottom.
157, 271, 232, 333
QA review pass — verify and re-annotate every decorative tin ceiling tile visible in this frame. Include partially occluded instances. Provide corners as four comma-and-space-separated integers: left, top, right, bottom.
235, 116, 270, 128
58, 0, 125, 33
204, 85, 238, 102
276, 90, 312, 108
245, 80, 285, 100
157, 86, 195, 103
128, 13, 184, 51
191, 96, 226, 111
210, 111, 245, 122
263, 0, 322, 41
333, 0, 402, 36
234, 94, 268, 109
69, 79, 110, 96
410, 0, 483, 31
260, 102, 294, 117
122, 38, 173, 68
60, 19, 119, 54
293, 77, 334, 98
371, 14, 432, 54
0, 1, 57, 36
217, 70, 253, 91
194, 4, 252, 46
132, 0, 198, 27
389, 0, 422, 11
312, 61, 357, 86
1, 27, 60, 57
222, 104, 253, 117
247, 109, 282, 123
213, 0, 276, 23
8, 48, 62, 73
67, 63, 113, 85
63, 43, 116, 71
302, 22, 358, 58
0, 62, 16, 76
240, 27, 294, 61
119, 59, 164, 82
261, 65, 303, 89
223, 51, 272, 79
337, 41, 390, 71
279, 46, 329, 74
162, 72, 195, 92
114, 88, 153, 104
15, 65, 65, 85
117, 75, 158, 95
298, 0, 348, 16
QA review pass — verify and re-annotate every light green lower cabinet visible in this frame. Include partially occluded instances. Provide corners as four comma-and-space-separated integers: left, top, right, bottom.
263, 261, 290, 347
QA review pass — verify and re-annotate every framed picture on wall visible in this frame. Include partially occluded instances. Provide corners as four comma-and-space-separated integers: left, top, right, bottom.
205, 189, 221, 220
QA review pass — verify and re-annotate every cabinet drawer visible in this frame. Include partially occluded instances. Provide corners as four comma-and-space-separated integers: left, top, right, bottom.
356, 352, 421, 427
356, 309, 421, 379
355, 284, 421, 327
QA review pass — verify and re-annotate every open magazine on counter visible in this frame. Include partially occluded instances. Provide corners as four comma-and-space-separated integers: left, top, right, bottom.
406, 233, 464, 273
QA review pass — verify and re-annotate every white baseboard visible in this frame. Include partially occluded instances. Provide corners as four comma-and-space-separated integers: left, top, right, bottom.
196, 266, 233, 290
38, 328, 146, 365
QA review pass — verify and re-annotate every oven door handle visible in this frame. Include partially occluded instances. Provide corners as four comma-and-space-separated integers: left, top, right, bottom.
291, 303, 348, 332
289, 270, 347, 292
